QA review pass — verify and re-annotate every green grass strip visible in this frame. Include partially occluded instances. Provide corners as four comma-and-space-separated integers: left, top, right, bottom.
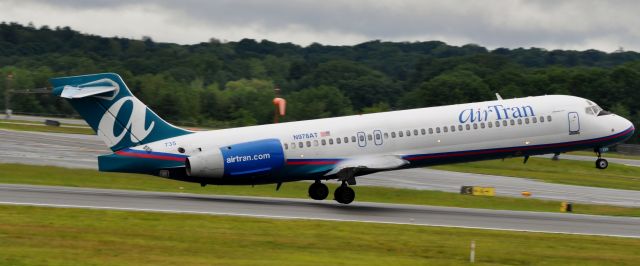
0, 121, 95, 135
434, 157, 640, 190
568, 150, 640, 160
0, 205, 639, 265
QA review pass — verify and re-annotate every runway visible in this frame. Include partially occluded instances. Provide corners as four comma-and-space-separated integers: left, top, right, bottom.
1, 184, 639, 238
2, 129, 640, 207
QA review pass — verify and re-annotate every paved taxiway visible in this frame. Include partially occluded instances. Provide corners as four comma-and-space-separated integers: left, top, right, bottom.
2, 129, 640, 207
1, 184, 639, 238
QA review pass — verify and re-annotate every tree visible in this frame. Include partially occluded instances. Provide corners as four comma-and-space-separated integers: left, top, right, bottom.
401, 70, 492, 108
285, 86, 352, 121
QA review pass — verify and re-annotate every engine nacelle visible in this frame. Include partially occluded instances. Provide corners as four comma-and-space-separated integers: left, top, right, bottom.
186, 138, 285, 178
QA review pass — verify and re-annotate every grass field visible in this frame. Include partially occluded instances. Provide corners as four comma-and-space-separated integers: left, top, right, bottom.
2, 163, 640, 217
433, 157, 640, 190
0, 120, 94, 135
568, 150, 640, 160
0, 205, 638, 266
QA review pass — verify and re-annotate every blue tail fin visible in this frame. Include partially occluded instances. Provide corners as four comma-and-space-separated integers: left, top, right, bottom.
51, 73, 191, 151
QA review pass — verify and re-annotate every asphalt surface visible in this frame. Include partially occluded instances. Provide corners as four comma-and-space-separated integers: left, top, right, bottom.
0, 129, 104, 169
1, 184, 639, 238
2, 129, 640, 207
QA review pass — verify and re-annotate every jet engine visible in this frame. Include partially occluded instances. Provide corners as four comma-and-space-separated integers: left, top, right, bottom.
186, 138, 285, 178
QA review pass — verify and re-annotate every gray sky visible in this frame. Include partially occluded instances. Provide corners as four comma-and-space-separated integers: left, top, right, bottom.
1, 0, 639, 52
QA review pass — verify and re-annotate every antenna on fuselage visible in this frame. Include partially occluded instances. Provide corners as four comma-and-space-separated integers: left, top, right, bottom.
495, 93, 503, 100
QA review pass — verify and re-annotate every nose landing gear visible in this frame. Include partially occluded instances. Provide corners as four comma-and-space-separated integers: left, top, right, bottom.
595, 149, 608, 169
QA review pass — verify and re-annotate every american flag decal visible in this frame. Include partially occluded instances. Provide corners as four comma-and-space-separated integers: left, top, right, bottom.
320, 131, 331, 137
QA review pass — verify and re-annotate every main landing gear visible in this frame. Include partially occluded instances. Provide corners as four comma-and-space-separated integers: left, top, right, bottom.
307, 180, 355, 204
595, 149, 608, 169
334, 182, 355, 204
308, 180, 329, 200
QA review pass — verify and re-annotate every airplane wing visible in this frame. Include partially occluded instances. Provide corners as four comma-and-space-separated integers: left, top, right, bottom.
324, 155, 409, 184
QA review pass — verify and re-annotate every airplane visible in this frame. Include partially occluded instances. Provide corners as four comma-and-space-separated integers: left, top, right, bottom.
51, 73, 635, 204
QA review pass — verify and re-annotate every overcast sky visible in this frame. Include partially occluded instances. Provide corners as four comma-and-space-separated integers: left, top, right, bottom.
1, 0, 639, 52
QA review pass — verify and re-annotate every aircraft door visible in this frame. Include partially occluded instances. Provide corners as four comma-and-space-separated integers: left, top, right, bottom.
373, 130, 383, 145
568, 112, 580, 135
357, 132, 367, 147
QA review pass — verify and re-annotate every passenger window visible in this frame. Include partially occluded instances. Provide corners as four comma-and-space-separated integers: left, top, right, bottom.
466, 124, 471, 130
344, 137, 349, 143
532, 117, 537, 123
488, 122, 493, 128
375, 134, 381, 140
414, 129, 419, 136
443, 126, 448, 133
399, 131, 404, 137
336, 138, 341, 144
352, 136, 356, 142
510, 119, 515, 125
459, 125, 463, 131
291, 143, 296, 149
450, 125, 455, 132
306, 141, 311, 147
518, 119, 523, 125
502, 120, 507, 126
329, 138, 334, 145
421, 129, 426, 135
359, 135, 365, 142
367, 134, 373, 141
436, 127, 441, 133
391, 132, 396, 138
547, 115, 552, 122
540, 116, 545, 122
284, 143, 289, 150
298, 142, 303, 148
473, 123, 478, 129
480, 123, 485, 129
429, 128, 434, 134
321, 139, 326, 145
495, 121, 500, 127
384, 132, 389, 139
406, 130, 411, 136
525, 118, 530, 124
313, 140, 319, 146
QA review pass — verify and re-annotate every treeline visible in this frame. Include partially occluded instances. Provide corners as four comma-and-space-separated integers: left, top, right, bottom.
0, 22, 639, 142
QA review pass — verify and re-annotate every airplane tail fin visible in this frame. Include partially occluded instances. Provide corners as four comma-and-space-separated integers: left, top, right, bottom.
51, 73, 191, 151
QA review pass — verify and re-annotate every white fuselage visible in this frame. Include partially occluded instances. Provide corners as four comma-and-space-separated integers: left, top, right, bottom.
135, 95, 634, 184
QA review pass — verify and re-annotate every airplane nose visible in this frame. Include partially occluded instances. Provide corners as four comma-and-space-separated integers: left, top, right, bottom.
626, 117, 635, 133
618, 115, 635, 136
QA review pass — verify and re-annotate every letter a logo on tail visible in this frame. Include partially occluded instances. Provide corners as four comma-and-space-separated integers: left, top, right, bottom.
98, 96, 155, 148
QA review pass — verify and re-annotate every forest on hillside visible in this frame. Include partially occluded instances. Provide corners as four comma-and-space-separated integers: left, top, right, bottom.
0, 22, 639, 142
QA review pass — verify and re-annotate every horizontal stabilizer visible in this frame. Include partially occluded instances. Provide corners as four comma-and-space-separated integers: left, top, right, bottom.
60, 85, 117, 99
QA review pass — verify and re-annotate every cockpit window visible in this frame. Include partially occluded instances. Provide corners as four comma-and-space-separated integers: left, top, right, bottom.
598, 110, 612, 116
585, 101, 610, 116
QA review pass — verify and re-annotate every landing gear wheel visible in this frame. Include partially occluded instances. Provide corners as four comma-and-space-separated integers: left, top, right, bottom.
308, 181, 329, 200
596, 158, 608, 169
334, 185, 355, 204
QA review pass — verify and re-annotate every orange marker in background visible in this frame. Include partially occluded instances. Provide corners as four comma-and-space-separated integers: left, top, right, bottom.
273, 97, 286, 123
